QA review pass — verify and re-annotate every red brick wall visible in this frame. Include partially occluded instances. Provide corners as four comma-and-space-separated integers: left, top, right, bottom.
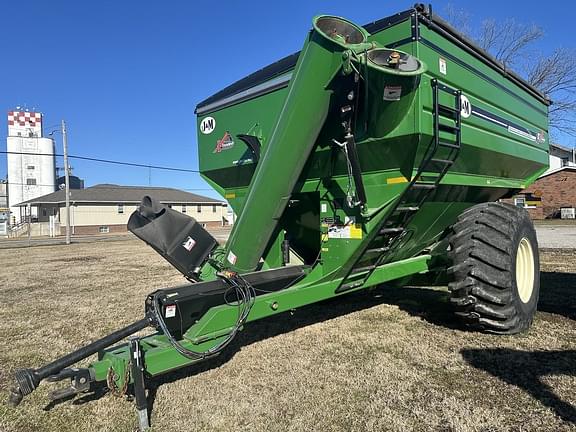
524, 170, 576, 219
526, 206, 545, 220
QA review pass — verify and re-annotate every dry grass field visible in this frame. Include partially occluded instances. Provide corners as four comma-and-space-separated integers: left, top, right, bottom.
0, 239, 575, 432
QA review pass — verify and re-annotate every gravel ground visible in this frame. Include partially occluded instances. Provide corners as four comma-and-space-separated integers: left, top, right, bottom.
535, 225, 576, 248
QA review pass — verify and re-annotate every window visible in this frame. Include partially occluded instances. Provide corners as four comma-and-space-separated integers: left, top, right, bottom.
99, 226, 110, 233
514, 197, 526, 208
117, 204, 124, 214
197, 205, 202, 213
42, 208, 47, 217
27, 165, 35, 170
212, 205, 217, 213
53, 207, 58, 216
26, 178, 37, 185
182, 205, 187, 213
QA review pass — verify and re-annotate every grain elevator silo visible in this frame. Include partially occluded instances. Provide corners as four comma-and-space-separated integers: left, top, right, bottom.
6, 110, 56, 223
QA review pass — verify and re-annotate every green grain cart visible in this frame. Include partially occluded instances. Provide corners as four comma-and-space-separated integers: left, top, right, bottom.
9, 5, 550, 430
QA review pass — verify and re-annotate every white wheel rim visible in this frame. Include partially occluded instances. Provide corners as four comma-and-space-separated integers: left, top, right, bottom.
515, 237, 535, 303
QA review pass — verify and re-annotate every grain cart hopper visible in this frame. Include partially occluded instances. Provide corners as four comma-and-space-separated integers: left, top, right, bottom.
9, 5, 550, 429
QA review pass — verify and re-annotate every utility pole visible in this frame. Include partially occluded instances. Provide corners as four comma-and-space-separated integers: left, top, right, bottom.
62, 120, 71, 245
27, 203, 31, 247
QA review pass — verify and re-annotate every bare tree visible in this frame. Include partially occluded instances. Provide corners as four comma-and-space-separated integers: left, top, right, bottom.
443, 4, 472, 39
443, 5, 576, 137
477, 19, 543, 68
526, 48, 576, 134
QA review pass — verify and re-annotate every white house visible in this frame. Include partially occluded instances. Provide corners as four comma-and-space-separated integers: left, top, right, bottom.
17, 184, 228, 235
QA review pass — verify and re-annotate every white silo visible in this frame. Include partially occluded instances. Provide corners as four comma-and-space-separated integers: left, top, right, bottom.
6, 110, 56, 223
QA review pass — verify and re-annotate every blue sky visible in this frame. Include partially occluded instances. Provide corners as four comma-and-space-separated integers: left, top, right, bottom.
1, 1, 573, 199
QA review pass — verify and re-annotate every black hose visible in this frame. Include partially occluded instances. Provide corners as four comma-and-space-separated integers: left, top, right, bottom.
151, 273, 255, 361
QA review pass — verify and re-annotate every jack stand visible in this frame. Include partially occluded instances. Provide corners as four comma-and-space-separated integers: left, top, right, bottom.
129, 337, 150, 431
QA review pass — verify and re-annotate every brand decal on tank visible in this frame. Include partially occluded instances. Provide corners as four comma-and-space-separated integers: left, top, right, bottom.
469, 105, 541, 143
460, 95, 471, 118
214, 131, 235, 153
200, 116, 216, 134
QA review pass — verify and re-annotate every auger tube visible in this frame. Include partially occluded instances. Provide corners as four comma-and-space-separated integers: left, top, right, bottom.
222, 16, 372, 273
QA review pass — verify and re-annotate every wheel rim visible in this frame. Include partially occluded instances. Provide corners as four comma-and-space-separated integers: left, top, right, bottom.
515, 237, 535, 303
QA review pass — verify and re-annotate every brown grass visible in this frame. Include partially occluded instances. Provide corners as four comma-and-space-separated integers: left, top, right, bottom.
0, 240, 575, 431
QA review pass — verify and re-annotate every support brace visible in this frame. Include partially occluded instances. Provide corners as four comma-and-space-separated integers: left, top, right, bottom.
129, 337, 150, 431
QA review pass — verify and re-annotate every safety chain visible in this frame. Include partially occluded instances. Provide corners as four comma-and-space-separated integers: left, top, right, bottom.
106, 362, 131, 397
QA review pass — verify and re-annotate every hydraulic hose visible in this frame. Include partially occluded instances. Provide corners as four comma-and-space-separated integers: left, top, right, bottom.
151, 273, 255, 361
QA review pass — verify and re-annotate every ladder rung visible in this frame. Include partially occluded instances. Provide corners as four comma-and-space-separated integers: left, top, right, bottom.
338, 281, 364, 292
429, 158, 454, 166
438, 85, 459, 96
439, 124, 460, 133
439, 107, 459, 119
439, 105, 458, 114
412, 183, 436, 190
351, 265, 376, 275
366, 247, 389, 254
439, 142, 460, 149
395, 206, 419, 212
379, 227, 404, 235
415, 175, 441, 184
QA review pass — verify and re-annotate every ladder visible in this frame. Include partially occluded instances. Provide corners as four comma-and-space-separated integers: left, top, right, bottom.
337, 79, 462, 293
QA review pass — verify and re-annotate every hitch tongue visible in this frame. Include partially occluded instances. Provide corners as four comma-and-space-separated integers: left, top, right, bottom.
49, 387, 79, 402
8, 315, 152, 406
47, 368, 93, 402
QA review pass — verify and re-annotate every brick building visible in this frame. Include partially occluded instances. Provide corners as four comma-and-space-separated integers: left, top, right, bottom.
511, 167, 576, 219
16, 184, 228, 235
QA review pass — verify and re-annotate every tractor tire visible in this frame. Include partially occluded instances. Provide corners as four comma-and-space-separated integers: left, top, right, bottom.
447, 202, 540, 334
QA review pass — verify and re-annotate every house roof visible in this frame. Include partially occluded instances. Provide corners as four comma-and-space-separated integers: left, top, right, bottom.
550, 142, 575, 153
16, 184, 223, 206
537, 166, 576, 180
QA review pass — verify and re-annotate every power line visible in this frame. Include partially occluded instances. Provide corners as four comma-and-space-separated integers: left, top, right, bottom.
0, 151, 201, 173
3, 181, 215, 191
3, 181, 60, 188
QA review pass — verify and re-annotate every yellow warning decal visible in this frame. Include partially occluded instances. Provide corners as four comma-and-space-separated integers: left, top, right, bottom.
387, 176, 408, 184
350, 224, 363, 239
321, 247, 329, 252
225, 193, 236, 199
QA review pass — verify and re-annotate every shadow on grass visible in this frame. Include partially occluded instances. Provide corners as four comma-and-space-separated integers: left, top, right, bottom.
539, 271, 576, 320
462, 348, 576, 424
